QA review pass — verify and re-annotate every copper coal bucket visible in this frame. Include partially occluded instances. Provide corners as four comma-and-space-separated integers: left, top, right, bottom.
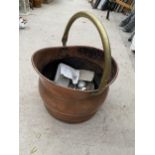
32, 11, 118, 123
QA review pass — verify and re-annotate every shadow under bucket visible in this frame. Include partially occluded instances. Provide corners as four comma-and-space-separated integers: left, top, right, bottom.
31, 12, 118, 123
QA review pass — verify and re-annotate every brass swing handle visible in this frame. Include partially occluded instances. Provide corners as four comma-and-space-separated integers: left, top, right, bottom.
62, 11, 111, 92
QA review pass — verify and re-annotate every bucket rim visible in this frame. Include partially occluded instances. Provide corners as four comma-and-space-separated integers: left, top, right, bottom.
31, 45, 119, 94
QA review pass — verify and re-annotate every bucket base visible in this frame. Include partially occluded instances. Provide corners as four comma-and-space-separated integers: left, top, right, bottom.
45, 105, 96, 123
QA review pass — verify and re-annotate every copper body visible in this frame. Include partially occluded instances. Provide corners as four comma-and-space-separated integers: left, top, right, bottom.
32, 11, 118, 123
32, 46, 118, 123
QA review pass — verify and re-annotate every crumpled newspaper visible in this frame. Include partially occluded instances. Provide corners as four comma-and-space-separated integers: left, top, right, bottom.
54, 63, 95, 89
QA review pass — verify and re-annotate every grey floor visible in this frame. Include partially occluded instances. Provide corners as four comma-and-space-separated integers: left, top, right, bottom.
19, 0, 135, 155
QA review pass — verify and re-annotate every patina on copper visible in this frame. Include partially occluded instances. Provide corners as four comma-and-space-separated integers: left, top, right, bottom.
31, 12, 118, 123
